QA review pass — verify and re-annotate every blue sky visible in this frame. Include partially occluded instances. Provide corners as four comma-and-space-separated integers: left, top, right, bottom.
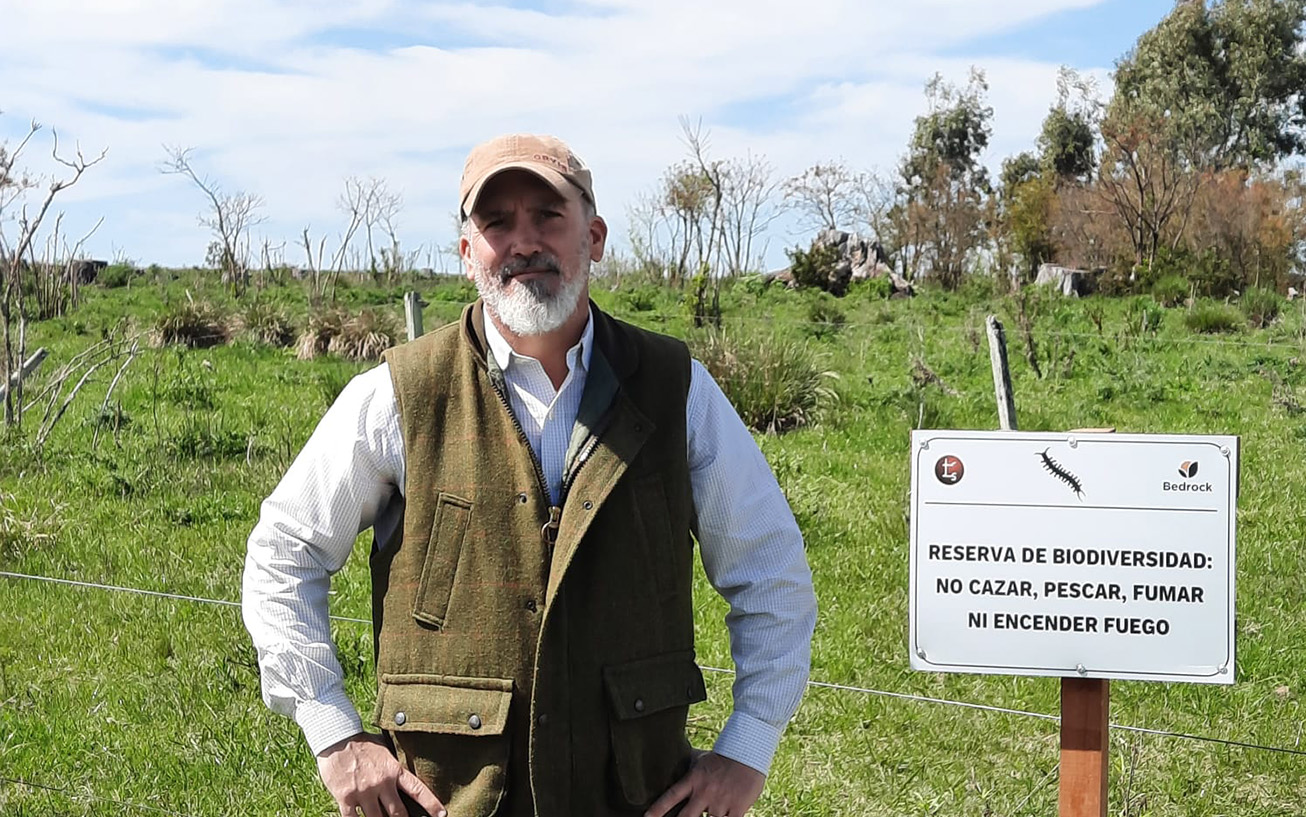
0, 0, 1176, 271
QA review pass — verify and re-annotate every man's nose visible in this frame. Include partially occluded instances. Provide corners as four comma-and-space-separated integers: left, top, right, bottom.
506, 216, 545, 257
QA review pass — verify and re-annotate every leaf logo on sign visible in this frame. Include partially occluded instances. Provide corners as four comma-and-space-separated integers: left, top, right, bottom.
1178, 461, 1199, 478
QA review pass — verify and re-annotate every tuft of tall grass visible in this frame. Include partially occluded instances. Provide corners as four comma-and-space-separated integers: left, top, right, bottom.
234, 301, 297, 347
1241, 287, 1282, 329
296, 308, 349, 360
805, 295, 847, 340
1184, 300, 1244, 334
327, 308, 399, 361
689, 328, 837, 433
1151, 274, 1189, 308
150, 301, 230, 348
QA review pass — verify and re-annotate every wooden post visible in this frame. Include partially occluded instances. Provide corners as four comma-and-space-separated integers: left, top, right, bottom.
0, 347, 49, 400
1060, 678, 1109, 817
404, 291, 424, 341
986, 322, 1109, 817
985, 316, 1017, 431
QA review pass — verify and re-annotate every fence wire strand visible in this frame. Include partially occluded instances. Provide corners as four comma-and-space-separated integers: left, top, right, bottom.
0, 775, 192, 816
4, 569, 1306, 758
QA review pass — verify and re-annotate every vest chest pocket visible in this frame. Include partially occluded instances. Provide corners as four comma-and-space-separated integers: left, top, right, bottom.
375, 673, 513, 817
412, 493, 473, 630
602, 652, 707, 809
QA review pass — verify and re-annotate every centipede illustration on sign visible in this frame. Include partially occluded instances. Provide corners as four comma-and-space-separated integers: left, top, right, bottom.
1037, 448, 1085, 500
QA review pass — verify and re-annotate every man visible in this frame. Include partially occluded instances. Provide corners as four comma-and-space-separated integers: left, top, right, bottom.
243, 133, 816, 817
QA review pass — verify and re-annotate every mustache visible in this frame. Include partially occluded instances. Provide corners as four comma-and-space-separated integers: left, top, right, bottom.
498, 253, 563, 284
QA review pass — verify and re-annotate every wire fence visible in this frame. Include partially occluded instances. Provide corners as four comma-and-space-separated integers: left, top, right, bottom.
3, 568, 1304, 761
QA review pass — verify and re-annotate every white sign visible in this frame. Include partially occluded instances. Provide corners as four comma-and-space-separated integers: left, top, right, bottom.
909, 430, 1238, 684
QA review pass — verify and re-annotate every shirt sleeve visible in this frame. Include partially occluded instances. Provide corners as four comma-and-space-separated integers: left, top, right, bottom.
241, 363, 406, 756
686, 359, 817, 775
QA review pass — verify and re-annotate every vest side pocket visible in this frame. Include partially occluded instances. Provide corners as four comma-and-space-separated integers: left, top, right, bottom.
412, 493, 473, 630
375, 673, 513, 817
602, 652, 707, 809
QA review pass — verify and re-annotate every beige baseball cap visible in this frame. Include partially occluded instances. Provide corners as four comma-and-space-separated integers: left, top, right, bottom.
459, 133, 595, 219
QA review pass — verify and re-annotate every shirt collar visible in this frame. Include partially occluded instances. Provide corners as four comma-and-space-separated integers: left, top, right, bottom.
483, 304, 595, 376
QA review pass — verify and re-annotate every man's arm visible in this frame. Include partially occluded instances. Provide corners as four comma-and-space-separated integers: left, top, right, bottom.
242, 364, 443, 816
648, 359, 818, 817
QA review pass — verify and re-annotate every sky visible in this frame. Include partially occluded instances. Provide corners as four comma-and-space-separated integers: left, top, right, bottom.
0, 0, 1177, 272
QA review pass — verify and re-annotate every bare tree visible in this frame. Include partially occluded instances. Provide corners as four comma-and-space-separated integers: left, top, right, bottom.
627, 121, 780, 283
160, 146, 265, 296
783, 161, 865, 232
1, 119, 106, 429
338, 177, 405, 281
1097, 111, 1202, 271
719, 153, 780, 275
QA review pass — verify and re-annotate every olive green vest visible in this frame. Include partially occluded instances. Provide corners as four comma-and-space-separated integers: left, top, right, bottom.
373, 302, 704, 817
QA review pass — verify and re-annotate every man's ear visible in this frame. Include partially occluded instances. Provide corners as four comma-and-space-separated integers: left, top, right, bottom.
588, 214, 608, 263
459, 232, 475, 282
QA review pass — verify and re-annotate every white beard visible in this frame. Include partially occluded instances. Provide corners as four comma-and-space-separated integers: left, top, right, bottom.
471, 255, 589, 336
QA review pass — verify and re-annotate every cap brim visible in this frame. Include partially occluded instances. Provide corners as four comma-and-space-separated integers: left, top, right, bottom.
461, 162, 578, 218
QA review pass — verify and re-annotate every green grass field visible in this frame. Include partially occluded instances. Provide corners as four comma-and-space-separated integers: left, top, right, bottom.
3, 271, 1306, 815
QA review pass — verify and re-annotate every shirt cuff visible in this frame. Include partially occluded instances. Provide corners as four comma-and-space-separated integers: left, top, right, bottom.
712, 710, 784, 776
295, 690, 366, 757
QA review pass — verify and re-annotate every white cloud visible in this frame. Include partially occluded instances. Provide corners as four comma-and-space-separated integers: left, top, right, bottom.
0, 0, 1138, 268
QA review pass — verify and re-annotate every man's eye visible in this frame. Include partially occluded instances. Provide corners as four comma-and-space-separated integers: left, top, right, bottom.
484, 219, 504, 229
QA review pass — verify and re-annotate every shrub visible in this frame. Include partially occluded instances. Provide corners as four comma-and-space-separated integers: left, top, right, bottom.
1151, 275, 1189, 308
151, 301, 230, 348
786, 242, 844, 294
848, 275, 893, 300
619, 284, 663, 313
1241, 286, 1282, 329
235, 301, 297, 347
98, 263, 136, 288
689, 328, 837, 433
1184, 300, 1243, 334
327, 308, 400, 361
1124, 297, 1165, 335
805, 294, 846, 339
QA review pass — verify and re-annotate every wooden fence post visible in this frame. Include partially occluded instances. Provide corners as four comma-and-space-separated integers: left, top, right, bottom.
404, 291, 424, 341
985, 316, 1017, 431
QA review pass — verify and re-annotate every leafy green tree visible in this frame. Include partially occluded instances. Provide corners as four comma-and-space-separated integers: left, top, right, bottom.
999, 155, 1057, 283
1038, 68, 1099, 181
896, 69, 993, 289
1112, 0, 1306, 169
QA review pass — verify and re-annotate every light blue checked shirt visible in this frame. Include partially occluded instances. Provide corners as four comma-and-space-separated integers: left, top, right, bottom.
242, 309, 816, 775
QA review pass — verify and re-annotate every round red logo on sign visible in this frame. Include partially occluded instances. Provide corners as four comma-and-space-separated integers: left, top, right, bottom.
935, 455, 964, 485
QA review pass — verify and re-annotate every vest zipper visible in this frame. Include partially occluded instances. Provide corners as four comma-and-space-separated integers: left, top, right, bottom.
489, 378, 552, 497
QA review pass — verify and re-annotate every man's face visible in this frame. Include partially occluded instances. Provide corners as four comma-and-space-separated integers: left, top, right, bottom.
460, 170, 607, 336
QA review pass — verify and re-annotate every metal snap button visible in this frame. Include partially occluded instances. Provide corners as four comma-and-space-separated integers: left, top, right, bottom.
394, 711, 407, 726
518, 493, 528, 504
525, 599, 538, 612
633, 698, 645, 713
537, 713, 549, 726
582, 500, 593, 510
468, 714, 482, 730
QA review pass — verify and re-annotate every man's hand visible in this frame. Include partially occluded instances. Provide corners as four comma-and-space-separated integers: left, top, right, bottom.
644, 750, 766, 817
316, 732, 447, 817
